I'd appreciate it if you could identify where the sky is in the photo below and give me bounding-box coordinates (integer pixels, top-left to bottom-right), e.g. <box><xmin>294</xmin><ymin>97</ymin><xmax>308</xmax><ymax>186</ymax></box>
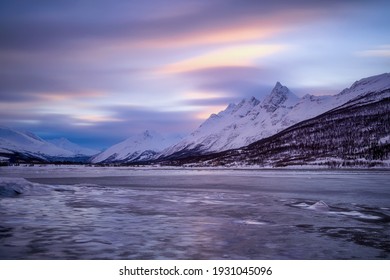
<box><xmin>0</xmin><ymin>0</ymin><xmax>389</xmax><ymax>150</ymax></box>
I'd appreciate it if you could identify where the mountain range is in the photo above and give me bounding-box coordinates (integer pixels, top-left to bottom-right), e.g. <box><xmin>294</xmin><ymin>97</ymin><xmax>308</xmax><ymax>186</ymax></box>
<box><xmin>1</xmin><ymin>73</ymin><xmax>389</xmax><ymax>167</ymax></box>
<box><xmin>159</xmin><ymin>80</ymin><xmax>390</xmax><ymax>167</ymax></box>
<box><xmin>158</xmin><ymin>73</ymin><xmax>390</xmax><ymax>161</ymax></box>
<box><xmin>0</xmin><ymin>127</ymin><xmax>99</xmax><ymax>163</ymax></box>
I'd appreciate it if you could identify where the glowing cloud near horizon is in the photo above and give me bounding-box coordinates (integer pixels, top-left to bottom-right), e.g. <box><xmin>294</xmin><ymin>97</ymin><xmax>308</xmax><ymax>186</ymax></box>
<box><xmin>159</xmin><ymin>44</ymin><xmax>287</xmax><ymax>74</ymax></box>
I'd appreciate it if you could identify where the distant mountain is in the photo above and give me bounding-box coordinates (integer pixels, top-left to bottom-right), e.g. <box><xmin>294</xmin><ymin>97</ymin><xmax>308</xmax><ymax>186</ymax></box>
<box><xmin>91</xmin><ymin>130</ymin><xmax>183</xmax><ymax>164</ymax></box>
<box><xmin>160</xmin><ymin>73</ymin><xmax>390</xmax><ymax>160</ymax></box>
<box><xmin>47</xmin><ymin>137</ymin><xmax>99</xmax><ymax>156</ymax></box>
<box><xmin>0</xmin><ymin>127</ymin><xmax>98</xmax><ymax>163</ymax></box>
<box><xmin>0</xmin><ymin>127</ymin><xmax>72</xmax><ymax>163</ymax></box>
<box><xmin>159</xmin><ymin>75</ymin><xmax>390</xmax><ymax>168</ymax></box>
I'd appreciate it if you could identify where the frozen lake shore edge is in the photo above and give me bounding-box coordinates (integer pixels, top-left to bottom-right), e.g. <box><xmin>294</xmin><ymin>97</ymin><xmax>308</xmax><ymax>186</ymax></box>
<box><xmin>1</xmin><ymin>164</ymin><xmax>390</xmax><ymax>180</ymax></box>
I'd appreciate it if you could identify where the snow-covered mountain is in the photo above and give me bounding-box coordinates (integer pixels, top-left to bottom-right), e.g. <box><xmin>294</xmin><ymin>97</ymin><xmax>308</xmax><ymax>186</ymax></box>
<box><xmin>166</xmin><ymin>79</ymin><xmax>390</xmax><ymax>167</ymax></box>
<box><xmin>160</xmin><ymin>73</ymin><xmax>390</xmax><ymax>159</ymax></box>
<box><xmin>0</xmin><ymin>127</ymin><xmax>74</xmax><ymax>162</ymax></box>
<box><xmin>91</xmin><ymin>130</ymin><xmax>182</xmax><ymax>163</ymax></box>
<box><xmin>47</xmin><ymin>137</ymin><xmax>99</xmax><ymax>156</ymax></box>
<box><xmin>0</xmin><ymin>127</ymin><xmax>98</xmax><ymax>163</ymax></box>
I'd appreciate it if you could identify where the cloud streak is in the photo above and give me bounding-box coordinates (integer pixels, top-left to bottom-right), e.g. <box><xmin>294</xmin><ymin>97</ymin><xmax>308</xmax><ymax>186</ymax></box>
<box><xmin>4</xmin><ymin>0</ymin><xmax>372</xmax><ymax>58</ymax></box>
<box><xmin>0</xmin><ymin>0</ymin><xmax>389</xmax><ymax>148</ymax></box>
<box><xmin>159</xmin><ymin>45</ymin><xmax>287</xmax><ymax>74</ymax></box>
<box><xmin>356</xmin><ymin>45</ymin><xmax>390</xmax><ymax>57</ymax></box>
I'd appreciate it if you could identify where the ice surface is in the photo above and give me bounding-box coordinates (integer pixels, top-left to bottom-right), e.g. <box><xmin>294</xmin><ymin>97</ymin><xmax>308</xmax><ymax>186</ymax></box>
<box><xmin>0</xmin><ymin>166</ymin><xmax>389</xmax><ymax>259</ymax></box>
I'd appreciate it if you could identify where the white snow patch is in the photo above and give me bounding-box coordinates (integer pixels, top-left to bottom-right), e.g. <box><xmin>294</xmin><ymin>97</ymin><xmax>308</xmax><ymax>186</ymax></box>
<box><xmin>307</xmin><ymin>201</ymin><xmax>330</xmax><ymax>211</ymax></box>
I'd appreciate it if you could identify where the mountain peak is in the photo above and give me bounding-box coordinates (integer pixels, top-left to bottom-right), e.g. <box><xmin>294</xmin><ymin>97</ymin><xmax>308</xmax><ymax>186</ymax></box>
<box><xmin>271</xmin><ymin>81</ymin><xmax>289</xmax><ymax>94</ymax></box>
<box><xmin>262</xmin><ymin>82</ymin><xmax>298</xmax><ymax>111</ymax></box>
<box><xmin>143</xmin><ymin>130</ymin><xmax>152</xmax><ymax>138</ymax></box>
<box><xmin>275</xmin><ymin>81</ymin><xmax>283</xmax><ymax>88</ymax></box>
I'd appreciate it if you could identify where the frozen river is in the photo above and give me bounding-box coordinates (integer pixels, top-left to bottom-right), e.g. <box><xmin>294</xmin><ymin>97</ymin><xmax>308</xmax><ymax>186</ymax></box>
<box><xmin>1</xmin><ymin>166</ymin><xmax>389</xmax><ymax>259</ymax></box>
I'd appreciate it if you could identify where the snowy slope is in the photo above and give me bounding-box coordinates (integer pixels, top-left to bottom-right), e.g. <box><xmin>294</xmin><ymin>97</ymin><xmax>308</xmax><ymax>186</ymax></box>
<box><xmin>91</xmin><ymin>130</ymin><xmax>182</xmax><ymax>163</ymax></box>
<box><xmin>0</xmin><ymin>127</ymin><xmax>75</xmax><ymax>160</ymax></box>
<box><xmin>48</xmin><ymin>138</ymin><xmax>99</xmax><ymax>156</ymax></box>
<box><xmin>287</xmin><ymin>73</ymin><xmax>390</xmax><ymax>123</ymax></box>
<box><xmin>161</xmin><ymin>73</ymin><xmax>390</xmax><ymax>158</ymax></box>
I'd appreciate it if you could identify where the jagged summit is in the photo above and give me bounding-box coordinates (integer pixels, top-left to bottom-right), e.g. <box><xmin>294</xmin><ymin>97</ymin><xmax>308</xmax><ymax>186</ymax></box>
<box><xmin>159</xmin><ymin>81</ymin><xmax>302</xmax><ymax>157</ymax></box>
<box><xmin>262</xmin><ymin>82</ymin><xmax>299</xmax><ymax>111</ymax></box>
<box><xmin>271</xmin><ymin>81</ymin><xmax>287</xmax><ymax>95</ymax></box>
